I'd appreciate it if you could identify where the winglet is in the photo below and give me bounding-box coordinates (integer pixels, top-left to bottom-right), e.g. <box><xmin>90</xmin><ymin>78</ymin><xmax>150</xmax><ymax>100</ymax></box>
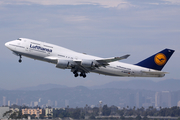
<box><xmin>116</xmin><ymin>54</ymin><xmax>130</xmax><ymax>60</ymax></box>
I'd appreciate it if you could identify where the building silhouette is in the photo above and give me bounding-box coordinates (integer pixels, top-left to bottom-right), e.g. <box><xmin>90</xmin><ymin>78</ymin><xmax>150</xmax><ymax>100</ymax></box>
<box><xmin>155</xmin><ymin>91</ymin><xmax>171</xmax><ymax>108</ymax></box>
<box><xmin>3</xmin><ymin>97</ymin><xmax>6</xmax><ymax>106</ymax></box>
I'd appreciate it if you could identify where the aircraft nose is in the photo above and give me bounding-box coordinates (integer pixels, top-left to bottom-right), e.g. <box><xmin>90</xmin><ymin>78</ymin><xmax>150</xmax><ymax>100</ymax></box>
<box><xmin>5</xmin><ymin>42</ymin><xmax>9</xmax><ymax>47</ymax></box>
<box><xmin>5</xmin><ymin>42</ymin><xmax>11</xmax><ymax>49</ymax></box>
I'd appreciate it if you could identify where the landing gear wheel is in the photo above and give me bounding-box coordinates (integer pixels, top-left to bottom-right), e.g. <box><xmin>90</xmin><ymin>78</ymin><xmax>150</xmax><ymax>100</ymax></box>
<box><xmin>74</xmin><ymin>72</ymin><xmax>78</xmax><ymax>77</ymax></box>
<box><xmin>83</xmin><ymin>74</ymin><xmax>86</xmax><ymax>78</ymax></box>
<box><xmin>19</xmin><ymin>59</ymin><xmax>22</xmax><ymax>63</ymax></box>
<box><xmin>80</xmin><ymin>72</ymin><xmax>86</xmax><ymax>78</ymax></box>
<box><xmin>80</xmin><ymin>73</ymin><xmax>83</xmax><ymax>77</ymax></box>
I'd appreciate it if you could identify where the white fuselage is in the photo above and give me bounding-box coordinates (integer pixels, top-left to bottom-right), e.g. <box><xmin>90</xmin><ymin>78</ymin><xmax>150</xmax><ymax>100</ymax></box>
<box><xmin>5</xmin><ymin>38</ymin><xmax>165</xmax><ymax>77</ymax></box>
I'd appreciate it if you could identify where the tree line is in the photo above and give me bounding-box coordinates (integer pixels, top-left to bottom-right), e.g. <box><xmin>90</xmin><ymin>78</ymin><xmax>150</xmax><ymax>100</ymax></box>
<box><xmin>3</xmin><ymin>105</ymin><xmax>180</xmax><ymax>119</ymax></box>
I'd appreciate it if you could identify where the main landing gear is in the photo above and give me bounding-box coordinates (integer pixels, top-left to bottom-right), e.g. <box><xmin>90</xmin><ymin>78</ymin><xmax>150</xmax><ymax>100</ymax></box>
<box><xmin>80</xmin><ymin>72</ymin><xmax>86</xmax><ymax>78</ymax></box>
<box><xmin>74</xmin><ymin>71</ymin><xmax>78</xmax><ymax>77</ymax></box>
<box><xmin>19</xmin><ymin>55</ymin><xmax>22</xmax><ymax>63</ymax></box>
<box><xmin>73</xmin><ymin>71</ymin><xmax>86</xmax><ymax>78</ymax></box>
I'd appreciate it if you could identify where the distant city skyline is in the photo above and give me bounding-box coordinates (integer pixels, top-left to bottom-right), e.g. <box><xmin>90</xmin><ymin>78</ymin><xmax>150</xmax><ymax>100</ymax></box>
<box><xmin>1</xmin><ymin>85</ymin><xmax>180</xmax><ymax>108</ymax></box>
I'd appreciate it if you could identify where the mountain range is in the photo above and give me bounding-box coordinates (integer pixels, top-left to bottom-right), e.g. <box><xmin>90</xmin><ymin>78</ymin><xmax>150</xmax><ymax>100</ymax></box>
<box><xmin>16</xmin><ymin>79</ymin><xmax>180</xmax><ymax>91</ymax></box>
<box><xmin>16</xmin><ymin>83</ymin><xmax>67</xmax><ymax>91</ymax></box>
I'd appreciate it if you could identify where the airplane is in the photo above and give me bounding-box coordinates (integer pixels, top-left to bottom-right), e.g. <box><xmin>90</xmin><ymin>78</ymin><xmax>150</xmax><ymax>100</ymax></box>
<box><xmin>5</xmin><ymin>38</ymin><xmax>174</xmax><ymax>78</ymax></box>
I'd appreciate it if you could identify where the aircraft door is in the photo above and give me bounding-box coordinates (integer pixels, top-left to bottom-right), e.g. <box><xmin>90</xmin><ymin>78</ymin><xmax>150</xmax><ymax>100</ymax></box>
<box><xmin>15</xmin><ymin>40</ymin><xmax>22</xmax><ymax>51</ymax></box>
<box><xmin>25</xmin><ymin>45</ymin><xmax>29</xmax><ymax>52</ymax></box>
<box><xmin>46</xmin><ymin>46</ymin><xmax>50</xmax><ymax>56</ymax></box>
<box><xmin>15</xmin><ymin>40</ymin><xmax>22</xmax><ymax>50</ymax></box>
<box><xmin>23</xmin><ymin>39</ymin><xmax>29</xmax><ymax>52</ymax></box>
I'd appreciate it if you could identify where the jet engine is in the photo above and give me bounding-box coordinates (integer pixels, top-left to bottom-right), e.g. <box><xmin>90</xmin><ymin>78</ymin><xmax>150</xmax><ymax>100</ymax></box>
<box><xmin>81</xmin><ymin>60</ymin><xmax>98</xmax><ymax>67</ymax></box>
<box><xmin>56</xmin><ymin>59</ymin><xmax>75</xmax><ymax>69</ymax></box>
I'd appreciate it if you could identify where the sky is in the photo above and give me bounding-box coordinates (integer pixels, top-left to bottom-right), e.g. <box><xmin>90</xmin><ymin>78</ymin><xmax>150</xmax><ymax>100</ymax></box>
<box><xmin>1</xmin><ymin>0</ymin><xmax>180</xmax><ymax>90</ymax></box>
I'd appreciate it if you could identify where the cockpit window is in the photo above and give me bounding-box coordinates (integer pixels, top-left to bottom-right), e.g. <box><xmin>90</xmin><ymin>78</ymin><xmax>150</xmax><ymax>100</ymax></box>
<box><xmin>17</xmin><ymin>38</ymin><xmax>22</xmax><ymax>41</ymax></box>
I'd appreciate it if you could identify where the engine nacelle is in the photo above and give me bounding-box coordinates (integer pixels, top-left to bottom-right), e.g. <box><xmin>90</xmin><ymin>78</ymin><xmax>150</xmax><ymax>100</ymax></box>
<box><xmin>81</xmin><ymin>60</ymin><xmax>98</xmax><ymax>67</ymax></box>
<box><xmin>56</xmin><ymin>59</ymin><xmax>75</xmax><ymax>69</ymax></box>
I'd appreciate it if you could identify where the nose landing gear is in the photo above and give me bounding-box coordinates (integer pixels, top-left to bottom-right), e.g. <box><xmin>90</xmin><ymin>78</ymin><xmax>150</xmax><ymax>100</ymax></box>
<box><xmin>19</xmin><ymin>55</ymin><xmax>22</xmax><ymax>63</ymax></box>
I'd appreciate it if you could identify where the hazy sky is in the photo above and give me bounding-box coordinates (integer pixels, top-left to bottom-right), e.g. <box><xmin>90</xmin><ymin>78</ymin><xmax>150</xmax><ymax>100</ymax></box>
<box><xmin>1</xmin><ymin>0</ymin><xmax>180</xmax><ymax>90</ymax></box>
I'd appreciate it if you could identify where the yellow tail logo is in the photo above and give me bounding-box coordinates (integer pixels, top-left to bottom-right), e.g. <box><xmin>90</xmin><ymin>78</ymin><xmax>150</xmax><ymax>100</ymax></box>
<box><xmin>154</xmin><ymin>53</ymin><xmax>167</xmax><ymax>66</ymax></box>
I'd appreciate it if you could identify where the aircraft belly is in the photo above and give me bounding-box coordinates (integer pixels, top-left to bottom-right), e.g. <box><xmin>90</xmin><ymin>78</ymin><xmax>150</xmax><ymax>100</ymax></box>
<box><xmin>92</xmin><ymin>69</ymin><xmax>122</xmax><ymax>76</ymax></box>
<box><xmin>92</xmin><ymin>67</ymin><xmax>126</xmax><ymax>76</ymax></box>
<box><xmin>132</xmin><ymin>70</ymin><xmax>164</xmax><ymax>77</ymax></box>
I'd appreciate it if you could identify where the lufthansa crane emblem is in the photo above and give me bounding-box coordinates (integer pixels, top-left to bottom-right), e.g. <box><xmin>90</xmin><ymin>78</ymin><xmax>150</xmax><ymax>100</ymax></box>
<box><xmin>154</xmin><ymin>53</ymin><xmax>167</xmax><ymax>66</ymax></box>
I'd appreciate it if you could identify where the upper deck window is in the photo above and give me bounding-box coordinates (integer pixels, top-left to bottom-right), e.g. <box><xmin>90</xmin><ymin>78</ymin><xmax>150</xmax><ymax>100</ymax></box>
<box><xmin>17</xmin><ymin>38</ymin><xmax>22</xmax><ymax>41</ymax></box>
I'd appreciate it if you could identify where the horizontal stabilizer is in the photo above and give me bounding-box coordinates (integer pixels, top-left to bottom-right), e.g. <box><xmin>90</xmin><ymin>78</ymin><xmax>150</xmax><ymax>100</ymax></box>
<box><xmin>141</xmin><ymin>71</ymin><xmax>168</xmax><ymax>74</ymax></box>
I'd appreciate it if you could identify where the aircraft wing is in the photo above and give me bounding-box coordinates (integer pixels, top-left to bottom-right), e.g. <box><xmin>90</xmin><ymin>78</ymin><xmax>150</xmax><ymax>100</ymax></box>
<box><xmin>45</xmin><ymin>54</ymin><xmax>130</xmax><ymax>73</ymax></box>
<box><xmin>96</xmin><ymin>54</ymin><xmax>130</xmax><ymax>66</ymax></box>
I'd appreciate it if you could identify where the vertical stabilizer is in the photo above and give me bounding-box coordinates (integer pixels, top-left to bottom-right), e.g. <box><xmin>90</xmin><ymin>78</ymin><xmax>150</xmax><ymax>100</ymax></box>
<box><xmin>135</xmin><ymin>48</ymin><xmax>175</xmax><ymax>71</ymax></box>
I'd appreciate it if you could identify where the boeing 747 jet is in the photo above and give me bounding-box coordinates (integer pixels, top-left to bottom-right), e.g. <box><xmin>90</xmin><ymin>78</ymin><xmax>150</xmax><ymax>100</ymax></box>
<box><xmin>5</xmin><ymin>38</ymin><xmax>174</xmax><ymax>78</ymax></box>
